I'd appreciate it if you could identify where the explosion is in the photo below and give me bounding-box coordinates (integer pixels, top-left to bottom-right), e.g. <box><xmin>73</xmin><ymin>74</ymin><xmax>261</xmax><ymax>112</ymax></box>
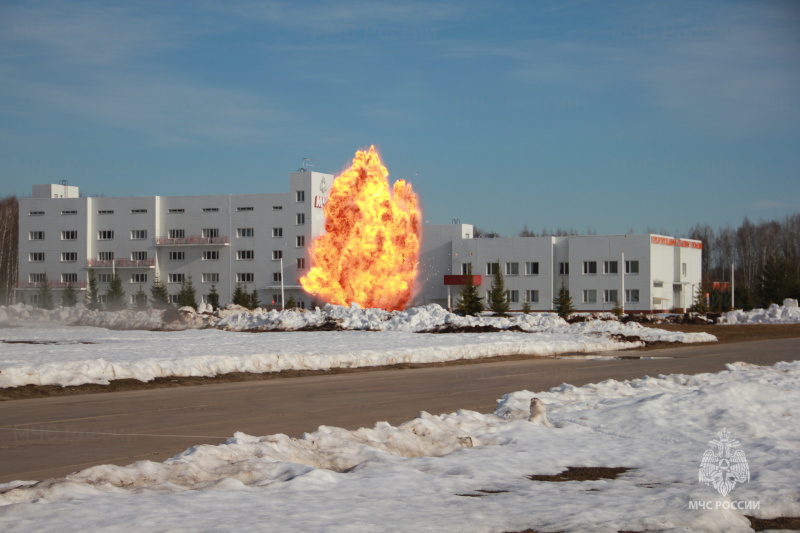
<box><xmin>300</xmin><ymin>146</ymin><xmax>421</xmax><ymax>311</ymax></box>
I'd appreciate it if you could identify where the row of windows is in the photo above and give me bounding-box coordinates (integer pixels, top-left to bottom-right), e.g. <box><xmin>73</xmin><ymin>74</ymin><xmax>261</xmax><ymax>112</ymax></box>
<box><xmin>30</xmin><ymin>226</ymin><xmax>309</xmax><ymax>242</ymax></box>
<box><xmin>464</xmin><ymin>260</ymin><xmax>641</xmax><ymax>277</ymax></box>
<box><xmin>581</xmin><ymin>289</ymin><xmax>640</xmax><ymax>304</ymax></box>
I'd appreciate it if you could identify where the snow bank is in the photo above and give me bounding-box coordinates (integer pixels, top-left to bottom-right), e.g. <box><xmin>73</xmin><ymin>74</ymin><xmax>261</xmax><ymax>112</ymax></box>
<box><xmin>719</xmin><ymin>298</ymin><xmax>800</xmax><ymax>324</ymax></box>
<box><xmin>1</xmin><ymin>361</ymin><xmax>797</xmax><ymax>532</ymax></box>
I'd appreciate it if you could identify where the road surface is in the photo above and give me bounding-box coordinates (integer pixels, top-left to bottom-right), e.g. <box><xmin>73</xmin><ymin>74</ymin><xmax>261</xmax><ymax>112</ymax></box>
<box><xmin>1</xmin><ymin>337</ymin><xmax>798</xmax><ymax>483</ymax></box>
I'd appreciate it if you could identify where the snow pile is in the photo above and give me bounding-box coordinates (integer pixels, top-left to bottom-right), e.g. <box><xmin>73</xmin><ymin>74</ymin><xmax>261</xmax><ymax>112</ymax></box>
<box><xmin>2</xmin><ymin>361</ymin><xmax>798</xmax><ymax>532</ymax></box>
<box><xmin>719</xmin><ymin>298</ymin><xmax>800</xmax><ymax>324</ymax></box>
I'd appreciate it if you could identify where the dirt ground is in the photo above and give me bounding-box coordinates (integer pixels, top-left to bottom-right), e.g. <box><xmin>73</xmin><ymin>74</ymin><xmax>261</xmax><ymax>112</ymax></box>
<box><xmin>2</xmin><ymin>323</ymin><xmax>799</xmax><ymax>402</ymax></box>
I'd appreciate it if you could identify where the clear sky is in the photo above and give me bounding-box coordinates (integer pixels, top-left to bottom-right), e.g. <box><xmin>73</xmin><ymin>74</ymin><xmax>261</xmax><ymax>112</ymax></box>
<box><xmin>2</xmin><ymin>0</ymin><xmax>799</xmax><ymax>238</ymax></box>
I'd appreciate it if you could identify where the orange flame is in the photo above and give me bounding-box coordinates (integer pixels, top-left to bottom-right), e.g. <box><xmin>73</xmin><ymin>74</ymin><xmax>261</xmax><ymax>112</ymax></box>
<box><xmin>300</xmin><ymin>146</ymin><xmax>421</xmax><ymax>311</ymax></box>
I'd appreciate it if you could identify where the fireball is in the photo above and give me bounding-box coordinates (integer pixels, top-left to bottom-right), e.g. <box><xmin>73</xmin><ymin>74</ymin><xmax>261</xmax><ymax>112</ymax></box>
<box><xmin>300</xmin><ymin>146</ymin><xmax>421</xmax><ymax>311</ymax></box>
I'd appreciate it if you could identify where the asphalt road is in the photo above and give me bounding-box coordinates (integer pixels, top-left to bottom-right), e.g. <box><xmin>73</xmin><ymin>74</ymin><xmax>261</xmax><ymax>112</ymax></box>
<box><xmin>1</xmin><ymin>337</ymin><xmax>798</xmax><ymax>484</ymax></box>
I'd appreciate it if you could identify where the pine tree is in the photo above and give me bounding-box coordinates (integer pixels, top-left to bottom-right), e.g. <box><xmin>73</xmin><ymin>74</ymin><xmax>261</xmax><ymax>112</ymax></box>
<box><xmin>690</xmin><ymin>285</ymin><xmax>708</xmax><ymax>314</ymax></box>
<box><xmin>232</xmin><ymin>283</ymin><xmax>250</xmax><ymax>307</ymax></box>
<box><xmin>611</xmin><ymin>298</ymin><xmax>624</xmax><ymax>317</ymax></box>
<box><xmin>521</xmin><ymin>298</ymin><xmax>531</xmax><ymax>314</ymax></box>
<box><xmin>552</xmin><ymin>282</ymin><xmax>575</xmax><ymax>319</ymax></box>
<box><xmin>207</xmin><ymin>284</ymin><xmax>220</xmax><ymax>309</ymax></box>
<box><xmin>177</xmin><ymin>274</ymin><xmax>198</xmax><ymax>310</ymax></box>
<box><xmin>61</xmin><ymin>282</ymin><xmax>78</xmax><ymax>307</ymax></box>
<box><xmin>150</xmin><ymin>275</ymin><xmax>170</xmax><ymax>309</ymax></box>
<box><xmin>455</xmin><ymin>264</ymin><xmax>484</xmax><ymax>316</ymax></box>
<box><xmin>487</xmin><ymin>263</ymin><xmax>509</xmax><ymax>316</ymax></box>
<box><xmin>134</xmin><ymin>285</ymin><xmax>148</xmax><ymax>310</ymax></box>
<box><xmin>86</xmin><ymin>269</ymin><xmax>100</xmax><ymax>310</ymax></box>
<box><xmin>250</xmin><ymin>288</ymin><xmax>260</xmax><ymax>309</ymax></box>
<box><xmin>758</xmin><ymin>253</ymin><xmax>792</xmax><ymax>307</ymax></box>
<box><xmin>38</xmin><ymin>272</ymin><xmax>54</xmax><ymax>310</ymax></box>
<box><xmin>106</xmin><ymin>271</ymin><xmax>126</xmax><ymax>310</ymax></box>
<box><xmin>285</xmin><ymin>294</ymin><xmax>297</xmax><ymax>309</ymax></box>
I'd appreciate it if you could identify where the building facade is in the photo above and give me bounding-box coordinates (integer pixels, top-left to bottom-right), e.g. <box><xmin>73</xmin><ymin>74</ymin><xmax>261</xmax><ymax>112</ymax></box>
<box><xmin>413</xmin><ymin>225</ymin><xmax>702</xmax><ymax>313</ymax></box>
<box><xmin>17</xmin><ymin>172</ymin><xmax>333</xmax><ymax>309</ymax></box>
<box><xmin>17</xmin><ymin>178</ymin><xmax>702</xmax><ymax>313</ymax></box>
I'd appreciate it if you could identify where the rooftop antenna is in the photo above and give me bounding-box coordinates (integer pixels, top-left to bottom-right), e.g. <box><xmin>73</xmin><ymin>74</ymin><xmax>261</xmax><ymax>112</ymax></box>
<box><xmin>298</xmin><ymin>157</ymin><xmax>314</xmax><ymax>172</ymax></box>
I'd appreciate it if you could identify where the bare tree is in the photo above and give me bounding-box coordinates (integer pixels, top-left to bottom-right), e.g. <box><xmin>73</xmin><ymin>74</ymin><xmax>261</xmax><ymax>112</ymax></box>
<box><xmin>0</xmin><ymin>196</ymin><xmax>19</xmax><ymax>305</ymax></box>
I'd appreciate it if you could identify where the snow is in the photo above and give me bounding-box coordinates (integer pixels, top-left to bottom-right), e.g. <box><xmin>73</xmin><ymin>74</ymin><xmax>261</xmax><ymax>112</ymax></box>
<box><xmin>0</xmin><ymin>303</ymin><xmax>716</xmax><ymax>388</ymax></box>
<box><xmin>719</xmin><ymin>298</ymin><xmax>800</xmax><ymax>324</ymax></box>
<box><xmin>1</xmin><ymin>361</ymin><xmax>798</xmax><ymax>532</ymax></box>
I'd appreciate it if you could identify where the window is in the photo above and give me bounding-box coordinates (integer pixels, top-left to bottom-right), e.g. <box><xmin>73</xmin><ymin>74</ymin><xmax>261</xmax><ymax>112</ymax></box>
<box><xmin>98</xmin><ymin>230</ymin><xmax>114</xmax><ymax>240</ymax></box>
<box><xmin>98</xmin><ymin>251</ymin><xmax>114</xmax><ymax>261</ymax></box>
<box><xmin>237</xmin><ymin>273</ymin><xmax>254</xmax><ymax>283</ymax></box>
<box><xmin>29</xmin><ymin>211</ymin><xmax>44</xmax><ymax>216</ymax></box>
<box><xmin>168</xmin><ymin>229</ymin><xmax>185</xmax><ymax>239</ymax></box>
<box><xmin>169</xmin><ymin>251</ymin><xmax>185</xmax><ymax>261</ymax></box>
<box><xmin>461</xmin><ymin>263</ymin><xmax>473</xmax><ymax>275</ymax></box>
<box><xmin>526</xmin><ymin>262</ymin><xmax>539</xmax><ymax>275</ymax></box>
<box><xmin>29</xmin><ymin>273</ymin><xmax>46</xmax><ymax>283</ymax></box>
<box><xmin>29</xmin><ymin>231</ymin><xmax>45</xmax><ymax>241</ymax></box>
<box><xmin>237</xmin><ymin>228</ymin><xmax>254</xmax><ymax>238</ymax></box>
<box><xmin>272</xmin><ymin>250</ymin><xmax>282</xmax><ymax>260</ymax></box>
<box><xmin>297</xmin><ymin>257</ymin><xmax>305</xmax><ymax>269</ymax></box>
<box><xmin>526</xmin><ymin>290</ymin><xmax>539</xmax><ymax>303</ymax></box>
<box><xmin>296</xmin><ymin>190</ymin><xmax>305</xmax><ymax>202</ymax></box>
<box><xmin>272</xmin><ymin>205</ymin><xmax>283</xmax><ymax>211</ymax></box>
<box><xmin>131</xmin><ymin>230</ymin><xmax>147</xmax><ymax>240</ymax></box>
<box><xmin>506</xmin><ymin>290</ymin><xmax>519</xmax><ymax>303</ymax></box>
<box><xmin>625</xmin><ymin>289</ymin><xmax>640</xmax><ymax>303</ymax></box>
<box><xmin>296</xmin><ymin>235</ymin><xmax>305</xmax><ymax>247</ymax></box>
<box><xmin>97</xmin><ymin>210</ymin><xmax>114</xmax><ymax>215</ymax></box>
<box><xmin>131</xmin><ymin>208</ymin><xmax>148</xmax><ymax>214</ymax></box>
<box><xmin>559</xmin><ymin>262</ymin><xmax>569</xmax><ymax>275</ymax></box>
<box><xmin>583</xmin><ymin>290</ymin><xmax>597</xmax><ymax>303</ymax></box>
<box><xmin>202</xmin><ymin>228</ymin><xmax>219</xmax><ymax>238</ymax></box>
<box><xmin>273</xmin><ymin>272</ymin><xmax>282</xmax><ymax>282</ymax></box>
<box><xmin>203</xmin><ymin>207</ymin><xmax>219</xmax><ymax>212</ymax></box>
<box><xmin>272</xmin><ymin>227</ymin><xmax>283</xmax><ymax>238</ymax></box>
<box><xmin>505</xmin><ymin>262</ymin><xmax>519</xmax><ymax>276</ymax></box>
<box><xmin>29</xmin><ymin>294</ymin><xmax>40</xmax><ymax>305</ymax></box>
<box><xmin>625</xmin><ymin>260</ymin><xmax>639</xmax><ymax>274</ymax></box>
<box><xmin>604</xmin><ymin>261</ymin><xmax>618</xmax><ymax>274</ymax></box>
<box><xmin>272</xmin><ymin>294</ymin><xmax>283</xmax><ymax>304</ymax></box>
<box><xmin>61</xmin><ymin>210</ymin><xmax>77</xmax><ymax>215</ymax></box>
<box><xmin>202</xmin><ymin>273</ymin><xmax>219</xmax><ymax>283</ymax></box>
<box><xmin>168</xmin><ymin>208</ymin><xmax>185</xmax><ymax>214</ymax></box>
<box><xmin>98</xmin><ymin>294</ymin><xmax>108</xmax><ymax>305</ymax></box>
<box><xmin>61</xmin><ymin>230</ymin><xmax>78</xmax><ymax>240</ymax></box>
<box><xmin>682</xmin><ymin>262</ymin><xmax>687</xmax><ymax>276</ymax></box>
<box><xmin>29</xmin><ymin>252</ymin><xmax>45</xmax><ymax>262</ymax></box>
<box><xmin>98</xmin><ymin>273</ymin><xmax>113</xmax><ymax>283</ymax></box>
<box><xmin>653</xmin><ymin>280</ymin><xmax>663</xmax><ymax>288</ymax></box>
<box><xmin>61</xmin><ymin>252</ymin><xmax>77</xmax><ymax>262</ymax></box>
<box><xmin>168</xmin><ymin>273</ymin><xmax>184</xmax><ymax>283</ymax></box>
<box><xmin>603</xmin><ymin>289</ymin><xmax>619</xmax><ymax>303</ymax></box>
<box><xmin>202</xmin><ymin>250</ymin><xmax>219</xmax><ymax>261</ymax></box>
<box><xmin>131</xmin><ymin>273</ymin><xmax>148</xmax><ymax>283</ymax></box>
<box><xmin>131</xmin><ymin>251</ymin><xmax>148</xmax><ymax>261</ymax></box>
<box><xmin>61</xmin><ymin>273</ymin><xmax>78</xmax><ymax>283</ymax></box>
<box><xmin>237</xmin><ymin>250</ymin><xmax>255</xmax><ymax>260</ymax></box>
<box><xmin>237</xmin><ymin>206</ymin><xmax>254</xmax><ymax>212</ymax></box>
<box><xmin>295</xmin><ymin>213</ymin><xmax>305</xmax><ymax>225</ymax></box>
<box><xmin>486</xmin><ymin>263</ymin><xmax>499</xmax><ymax>275</ymax></box>
<box><xmin>168</xmin><ymin>294</ymin><xmax>180</xmax><ymax>304</ymax></box>
<box><xmin>583</xmin><ymin>261</ymin><xmax>597</xmax><ymax>275</ymax></box>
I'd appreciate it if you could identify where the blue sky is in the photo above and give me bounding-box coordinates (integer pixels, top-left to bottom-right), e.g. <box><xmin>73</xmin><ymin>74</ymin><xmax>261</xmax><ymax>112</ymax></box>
<box><xmin>1</xmin><ymin>0</ymin><xmax>799</xmax><ymax>237</ymax></box>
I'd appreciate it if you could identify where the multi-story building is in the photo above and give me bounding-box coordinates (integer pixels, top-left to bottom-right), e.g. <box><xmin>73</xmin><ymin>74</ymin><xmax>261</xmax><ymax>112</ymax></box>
<box><xmin>414</xmin><ymin>224</ymin><xmax>702</xmax><ymax>313</ymax></box>
<box><xmin>17</xmin><ymin>177</ymin><xmax>702</xmax><ymax>313</ymax></box>
<box><xmin>17</xmin><ymin>172</ymin><xmax>333</xmax><ymax>308</ymax></box>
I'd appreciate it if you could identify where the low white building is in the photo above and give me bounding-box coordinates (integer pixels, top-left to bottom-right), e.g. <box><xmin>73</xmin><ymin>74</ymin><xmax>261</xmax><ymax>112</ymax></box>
<box><xmin>17</xmin><ymin>178</ymin><xmax>702</xmax><ymax>313</ymax></box>
<box><xmin>414</xmin><ymin>225</ymin><xmax>702</xmax><ymax>313</ymax></box>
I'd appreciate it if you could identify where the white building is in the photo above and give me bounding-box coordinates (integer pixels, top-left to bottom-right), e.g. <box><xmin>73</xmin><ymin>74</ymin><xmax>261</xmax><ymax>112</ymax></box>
<box><xmin>414</xmin><ymin>225</ymin><xmax>702</xmax><ymax>313</ymax></box>
<box><xmin>17</xmin><ymin>172</ymin><xmax>333</xmax><ymax>308</ymax></box>
<box><xmin>17</xmin><ymin>178</ymin><xmax>702</xmax><ymax>313</ymax></box>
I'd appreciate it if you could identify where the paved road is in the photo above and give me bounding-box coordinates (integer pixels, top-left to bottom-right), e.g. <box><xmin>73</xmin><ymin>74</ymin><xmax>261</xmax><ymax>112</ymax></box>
<box><xmin>1</xmin><ymin>337</ymin><xmax>798</xmax><ymax>483</ymax></box>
